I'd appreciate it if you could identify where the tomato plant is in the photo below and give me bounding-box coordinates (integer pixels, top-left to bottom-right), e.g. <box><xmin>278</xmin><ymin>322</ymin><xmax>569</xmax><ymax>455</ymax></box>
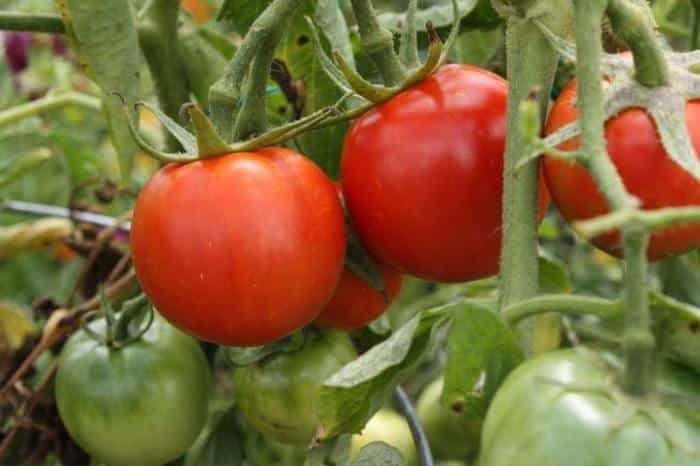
<box><xmin>544</xmin><ymin>79</ymin><xmax>700</xmax><ymax>260</ymax></box>
<box><xmin>479</xmin><ymin>349</ymin><xmax>700</xmax><ymax>466</ymax></box>
<box><xmin>56</xmin><ymin>315</ymin><xmax>210</xmax><ymax>466</ymax></box>
<box><xmin>341</xmin><ymin>64</ymin><xmax>549</xmax><ymax>283</ymax></box>
<box><xmin>131</xmin><ymin>148</ymin><xmax>346</xmax><ymax>346</ymax></box>
<box><xmin>233</xmin><ymin>330</ymin><xmax>356</xmax><ymax>445</ymax></box>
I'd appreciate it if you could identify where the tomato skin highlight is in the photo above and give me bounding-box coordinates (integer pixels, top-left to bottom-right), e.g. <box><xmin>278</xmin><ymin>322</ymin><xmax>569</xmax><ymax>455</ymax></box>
<box><xmin>56</xmin><ymin>316</ymin><xmax>210</xmax><ymax>466</ymax></box>
<box><xmin>315</xmin><ymin>263</ymin><xmax>403</xmax><ymax>330</ymax></box>
<box><xmin>341</xmin><ymin>64</ymin><xmax>549</xmax><ymax>283</ymax></box>
<box><xmin>131</xmin><ymin>148</ymin><xmax>346</xmax><ymax>346</ymax></box>
<box><xmin>233</xmin><ymin>330</ymin><xmax>356</xmax><ymax>445</ymax></box>
<box><xmin>479</xmin><ymin>349</ymin><xmax>700</xmax><ymax>466</ymax></box>
<box><xmin>544</xmin><ymin>80</ymin><xmax>700</xmax><ymax>260</ymax></box>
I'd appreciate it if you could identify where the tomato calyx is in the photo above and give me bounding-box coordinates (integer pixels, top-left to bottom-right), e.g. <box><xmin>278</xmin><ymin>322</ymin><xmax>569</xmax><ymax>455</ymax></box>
<box><xmin>80</xmin><ymin>292</ymin><xmax>153</xmax><ymax>349</ymax></box>
<box><xmin>306</xmin><ymin>0</ymin><xmax>459</xmax><ymax>108</ymax></box>
<box><xmin>112</xmin><ymin>93</ymin><xmax>348</xmax><ymax>164</ymax></box>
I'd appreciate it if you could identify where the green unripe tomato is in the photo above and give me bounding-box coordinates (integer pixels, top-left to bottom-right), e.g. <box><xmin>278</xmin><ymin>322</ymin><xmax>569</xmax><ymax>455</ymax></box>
<box><xmin>351</xmin><ymin>409</ymin><xmax>418</xmax><ymax>466</ymax></box>
<box><xmin>56</xmin><ymin>315</ymin><xmax>210</xmax><ymax>466</ymax></box>
<box><xmin>416</xmin><ymin>377</ymin><xmax>481</xmax><ymax>461</ymax></box>
<box><xmin>479</xmin><ymin>349</ymin><xmax>700</xmax><ymax>466</ymax></box>
<box><xmin>233</xmin><ymin>330</ymin><xmax>356</xmax><ymax>445</ymax></box>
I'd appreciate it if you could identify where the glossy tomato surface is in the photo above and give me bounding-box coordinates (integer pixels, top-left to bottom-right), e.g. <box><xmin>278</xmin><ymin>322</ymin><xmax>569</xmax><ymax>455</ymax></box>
<box><xmin>56</xmin><ymin>316</ymin><xmax>210</xmax><ymax>466</ymax></box>
<box><xmin>233</xmin><ymin>330</ymin><xmax>356</xmax><ymax>445</ymax></box>
<box><xmin>341</xmin><ymin>64</ymin><xmax>548</xmax><ymax>282</ymax></box>
<box><xmin>315</xmin><ymin>263</ymin><xmax>403</xmax><ymax>330</ymax></box>
<box><xmin>544</xmin><ymin>80</ymin><xmax>700</xmax><ymax>260</ymax></box>
<box><xmin>131</xmin><ymin>147</ymin><xmax>346</xmax><ymax>346</ymax></box>
<box><xmin>479</xmin><ymin>349</ymin><xmax>700</xmax><ymax>466</ymax></box>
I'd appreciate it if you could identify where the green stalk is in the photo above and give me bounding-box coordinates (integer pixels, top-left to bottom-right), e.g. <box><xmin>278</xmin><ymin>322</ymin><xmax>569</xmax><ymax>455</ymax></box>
<box><xmin>621</xmin><ymin>232</ymin><xmax>655</xmax><ymax>395</ymax></box>
<box><xmin>0</xmin><ymin>93</ymin><xmax>101</xmax><ymax>130</ymax></box>
<box><xmin>498</xmin><ymin>6</ymin><xmax>567</xmax><ymax>349</ymax></box>
<box><xmin>232</xmin><ymin>28</ymin><xmax>283</xmax><ymax>140</ymax></box>
<box><xmin>574</xmin><ymin>0</ymin><xmax>655</xmax><ymax>396</ymax></box>
<box><xmin>607</xmin><ymin>0</ymin><xmax>669</xmax><ymax>87</ymax></box>
<box><xmin>350</xmin><ymin>0</ymin><xmax>406</xmax><ymax>86</ymax></box>
<box><xmin>138</xmin><ymin>0</ymin><xmax>189</xmax><ymax>151</ymax></box>
<box><xmin>502</xmin><ymin>294</ymin><xmax>624</xmax><ymax>327</ymax></box>
<box><xmin>209</xmin><ymin>0</ymin><xmax>304</xmax><ymax>141</ymax></box>
<box><xmin>0</xmin><ymin>12</ymin><xmax>65</xmax><ymax>33</ymax></box>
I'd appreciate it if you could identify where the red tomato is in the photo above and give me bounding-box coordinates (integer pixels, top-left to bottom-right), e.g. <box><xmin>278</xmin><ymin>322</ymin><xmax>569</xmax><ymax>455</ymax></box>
<box><xmin>544</xmin><ymin>80</ymin><xmax>700</xmax><ymax>260</ymax></box>
<box><xmin>315</xmin><ymin>263</ymin><xmax>403</xmax><ymax>330</ymax></box>
<box><xmin>341</xmin><ymin>64</ymin><xmax>549</xmax><ymax>282</ymax></box>
<box><xmin>131</xmin><ymin>148</ymin><xmax>346</xmax><ymax>346</ymax></box>
<box><xmin>182</xmin><ymin>0</ymin><xmax>212</xmax><ymax>22</ymax></box>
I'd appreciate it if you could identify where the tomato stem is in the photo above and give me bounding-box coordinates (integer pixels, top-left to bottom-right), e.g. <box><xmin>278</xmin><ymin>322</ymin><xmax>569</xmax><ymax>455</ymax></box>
<box><xmin>573</xmin><ymin>0</ymin><xmax>656</xmax><ymax>396</ymax></box>
<box><xmin>0</xmin><ymin>93</ymin><xmax>101</xmax><ymax>129</ymax></box>
<box><xmin>398</xmin><ymin>0</ymin><xmax>419</xmax><ymax>70</ymax></box>
<box><xmin>137</xmin><ymin>0</ymin><xmax>190</xmax><ymax>151</ymax></box>
<box><xmin>502</xmin><ymin>294</ymin><xmax>624</xmax><ymax>327</ymax></box>
<box><xmin>574</xmin><ymin>206</ymin><xmax>700</xmax><ymax>239</ymax></box>
<box><xmin>209</xmin><ymin>0</ymin><xmax>304</xmax><ymax>141</ymax></box>
<box><xmin>231</xmin><ymin>27</ymin><xmax>283</xmax><ymax>141</ymax></box>
<box><xmin>349</xmin><ymin>0</ymin><xmax>407</xmax><ymax>86</ymax></box>
<box><xmin>621</xmin><ymin>232</ymin><xmax>656</xmax><ymax>395</ymax></box>
<box><xmin>498</xmin><ymin>3</ymin><xmax>570</xmax><ymax>349</ymax></box>
<box><xmin>607</xmin><ymin>0</ymin><xmax>670</xmax><ymax>88</ymax></box>
<box><xmin>0</xmin><ymin>11</ymin><xmax>65</xmax><ymax>34</ymax></box>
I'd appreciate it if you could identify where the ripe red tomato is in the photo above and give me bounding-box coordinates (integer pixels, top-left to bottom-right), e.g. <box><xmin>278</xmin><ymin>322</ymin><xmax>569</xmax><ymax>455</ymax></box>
<box><xmin>315</xmin><ymin>263</ymin><xmax>403</xmax><ymax>330</ymax></box>
<box><xmin>182</xmin><ymin>0</ymin><xmax>212</xmax><ymax>22</ymax></box>
<box><xmin>131</xmin><ymin>147</ymin><xmax>346</xmax><ymax>346</ymax></box>
<box><xmin>544</xmin><ymin>80</ymin><xmax>700</xmax><ymax>260</ymax></box>
<box><xmin>341</xmin><ymin>64</ymin><xmax>549</xmax><ymax>282</ymax></box>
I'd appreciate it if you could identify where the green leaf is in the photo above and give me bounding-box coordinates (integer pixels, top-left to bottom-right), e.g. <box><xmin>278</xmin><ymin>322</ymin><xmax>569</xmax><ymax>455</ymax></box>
<box><xmin>0</xmin><ymin>150</ymin><xmax>52</xmax><ymax>190</ymax></box>
<box><xmin>315</xmin><ymin>0</ymin><xmax>355</xmax><ymax>67</ymax></box>
<box><xmin>318</xmin><ymin>303</ymin><xmax>456</xmax><ymax>437</ymax></box>
<box><xmin>55</xmin><ymin>0</ymin><xmax>141</xmax><ymax>181</ymax></box>
<box><xmin>377</xmin><ymin>0</ymin><xmax>478</xmax><ymax>32</ymax></box>
<box><xmin>451</xmin><ymin>27</ymin><xmax>502</xmax><ymax>67</ymax></box>
<box><xmin>442</xmin><ymin>300</ymin><xmax>524</xmax><ymax>420</ymax></box>
<box><xmin>218</xmin><ymin>0</ymin><xmax>270</xmax><ymax>33</ymax></box>
<box><xmin>346</xmin><ymin>442</ymin><xmax>406</xmax><ymax>466</ymax></box>
<box><xmin>538</xmin><ymin>251</ymin><xmax>572</xmax><ymax>294</ymax></box>
<box><xmin>177</xmin><ymin>24</ymin><xmax>232</xmax><ymax>107</ymax></box>
<box><xmin>278</xmin><ymin>1</ymin><xmax>350</xmax><ymax>177</ymax></box>
<box><xmin>658</xmin><ymin>254</ymin><xmax>700</xmax><ymax>307</ymax></box>
<box><xmin>50</xmin><ymin>129</ymin><xmax>100</xmax><ymax>184</ymax></box>
<box><xmin>304</xmin><ymin>435</ymin><xmax>352</xmax><ymax>466</ymax></box>
<box><xmin>226</xmin><ymin>331</ymin><xmax>304</xmax><ymax>366</ymax></box>
<box><xmin>346</xmin><ymin>230</ymin><xmax>386</xmax><ymax>296</ymax></box>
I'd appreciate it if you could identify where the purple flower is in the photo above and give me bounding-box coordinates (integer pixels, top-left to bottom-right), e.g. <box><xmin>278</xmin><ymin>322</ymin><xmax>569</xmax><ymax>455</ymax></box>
<box><xmin>4</xmin><ymin>32</ymin><xmax>32</xmax><ymax>73</ymax></box>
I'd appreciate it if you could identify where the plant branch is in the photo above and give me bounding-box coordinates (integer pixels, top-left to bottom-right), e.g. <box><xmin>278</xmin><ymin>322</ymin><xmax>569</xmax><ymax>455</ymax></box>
<box><xmin>137</xmin><ymin>0</ymin><xmax>190</xmax><ymax>151</ymax></box>
<box><xmin>607</xmin><ymin>0</ymin><xmax>669</xmax><ymax>87</ymax></box>
<box><xmin>502</xmin><ymin>294</ymin><xmax>624</xmax><ymax>327</ymax></box>
<box><xmin>0</xmin><ymin>12</ymin><xmax>65</xmax><ymax>34</ymax></box>
<box><xmin>350</xmin><ymin>0</ymin><xmax>406</xmax><ymax>86</ymax></box>
<box><xmin>574</xmin><ymin>206</ymin><xmax>700</xmax><ymax>238</ymax></box>
<box><xmin>574</xmin><ymin>0</ymin><xmax>655</xmax><ymax>397</ymax></box>
<box><xmin>231</xmin><ymin>28</ymin><xmax>282</xmax><ymax>140</ymax></box>
<box><xmin>0</xmin><ymin>93</ymin><xmax>101</xmax><ymax>130</ymax></box>
<box><xmin>209</xmin><ymin>0</ymin><xmax>304</xmax><ymax>141</ymax></box>
<box><xmin>621</xmin><ymin>232</ymin><xmax>655</xmax><ymax>395</ymax></box>
<box><xmin>498</xmin><ymin>4</ymin><xmax>570</xmax><ymax>350</ymax></box>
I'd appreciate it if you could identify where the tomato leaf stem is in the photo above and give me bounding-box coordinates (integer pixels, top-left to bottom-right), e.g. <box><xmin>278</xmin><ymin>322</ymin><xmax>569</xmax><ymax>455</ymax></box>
<box><xmin>574</xmin><ymin>206</ymin><xmax>700</xmax><ymax>238</ymax></box>
<box><xmin>349</xmin><ymin>0</ymin><xmax>407</xmax><ymax>86</ymax></box>
<box><xmin>502</xmin><ymin>294</ymin><xmax>624</xmax><ymax>327</ymax></box>
<box><xmin>0</xmin><ymin>11</ymin><xmax>65</xmax><ymax>33</ymax></box>
<box><xmin>607</xmin><ymin>0</ymin><xmax>670</xmax><ymax>88</ymax></box>
<box><xmin>137</xmin><ymin>0</ymin><xmax>190</xmax><ymax>151</ymax></box>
